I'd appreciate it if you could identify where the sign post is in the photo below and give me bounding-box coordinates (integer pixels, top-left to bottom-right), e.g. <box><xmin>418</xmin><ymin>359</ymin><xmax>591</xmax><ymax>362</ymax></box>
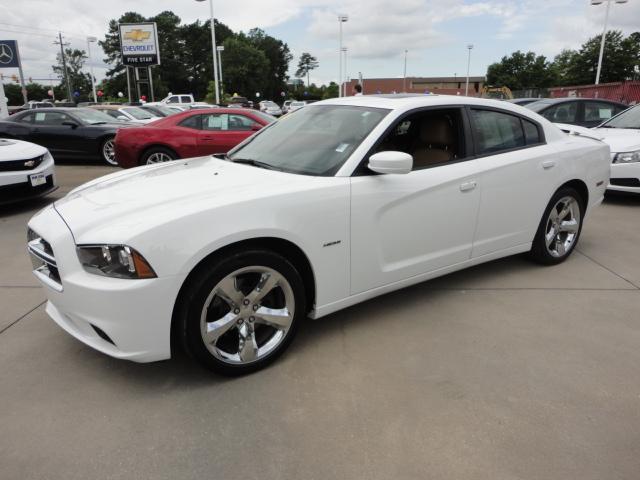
<box><xmin>118</xmin><ymin>23</ymin><xmax>160</xmax><ymax>102</ymax></box>
<box><xmin>0</xmin><ymin>40</ymin><xmax>27</xmax><ymax>104</ymax></box>
<box><xmin>0</xmin><ymin>82</ymin><xmax>8</xmax><ymax>118</ymax></box>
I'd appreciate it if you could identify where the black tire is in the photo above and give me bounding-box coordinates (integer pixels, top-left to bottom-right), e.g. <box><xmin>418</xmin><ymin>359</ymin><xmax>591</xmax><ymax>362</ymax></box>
<box><xmin>530</xmin><ymin>186</ymin><xmax>584</xmax><ymax>265</ymax></box>
<box><xmin>100</xmin><ymin>136</ymin><xmax>117</xmax><ymax>166</ymax></box>
<box><xmin>140</xmin><ymin>146</ymin><xmax>178</xmax><ymax>166</ymax></box>
<box><xmin>177</xmin><ymin>249</ymin><xmax>306</xmax><ymax>376</ymax></box>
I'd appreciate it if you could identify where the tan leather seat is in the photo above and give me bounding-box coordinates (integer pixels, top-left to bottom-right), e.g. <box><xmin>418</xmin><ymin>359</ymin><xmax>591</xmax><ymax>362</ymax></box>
<box><xmin>411</xmin><ymin>117</ymin><xmax>455</xmax><ymax>168</ymax></box>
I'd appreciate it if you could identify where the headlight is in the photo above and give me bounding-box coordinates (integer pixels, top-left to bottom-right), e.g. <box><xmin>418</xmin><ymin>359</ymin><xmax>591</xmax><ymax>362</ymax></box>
<box><xmin>77</xmin><ymin>245</ymin><xmax>156</xmax><ymax>279</ymax></box>
<box><xmin>613</xmin><ymin>151</ymin><xmax>640</xmax><ymax>163</ymax></box>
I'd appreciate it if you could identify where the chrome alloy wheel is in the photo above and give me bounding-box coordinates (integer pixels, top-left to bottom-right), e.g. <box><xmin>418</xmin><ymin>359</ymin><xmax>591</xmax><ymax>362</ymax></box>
<box><xmin>200</xmin><ymin>266</ymin><xmax>295</xmax><ymax>365</ymax></box>
<box><xmin>102</xmin><ymin>139</ymin><xmax>117</xmax><ymax>165</ymax></box>
<box><xmin>544</xmin><ymin>196</ymin><xmax>581</xmax><ymax>258</ymax></box>
<box><xmin>146</xmin><ymin>152</ymin><xmax>173</xmax><ymax>164</ymax></box>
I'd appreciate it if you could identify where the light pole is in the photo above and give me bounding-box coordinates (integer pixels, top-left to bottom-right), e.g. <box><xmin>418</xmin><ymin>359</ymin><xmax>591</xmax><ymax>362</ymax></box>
<box><xmin>591</xmin><ymin>0</ymin><xmax>628</xmax><ymax>85</ymax></box>
<box><xmin>338</xmin><ymin>15</ymin><xmax>348</xmax><ymax>97</ymax></box>
<box><xmin>217</xmin><ymin>45</ymin><xmax>224</xmax><ymax>100</ymax></box>
<box><xmin>87</xmin><ymin>36</ymin><xmax>97</xmax><ymax>102</ymax></box>
<box><xmin>465</xmin><ymin>44</ymin><xmax>474</xmax><ymax>96</ymax></box>
<box><xmin>403</xmin><ymin>49</ymin><xmax>408</xmax><ymax>92</ymax></box>
<box><xmin>197</xmin><ymin>0</ymin><xmax>220</xmax><ymax>104</ymax></box>
<box><xmin>341</xmin><ymin>47</ymin><xmax>348</xmax><ymax>96</ymax></box>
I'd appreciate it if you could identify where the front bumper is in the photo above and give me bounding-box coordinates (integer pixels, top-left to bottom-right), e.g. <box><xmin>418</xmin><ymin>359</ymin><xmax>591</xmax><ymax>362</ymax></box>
<box><xmin>608</xmin><ymin>161</ymin><xmax>640</xmax><ymax>193</ymax></box>
<box><xmin>0</xmin><ymin>156</ymin><xmax>57</xmax><ymax>205</ymax></box>
<box><xmin>27</xmin><ymin>205</ymin><xmax>182</xmax><ymax>362</ymax></box>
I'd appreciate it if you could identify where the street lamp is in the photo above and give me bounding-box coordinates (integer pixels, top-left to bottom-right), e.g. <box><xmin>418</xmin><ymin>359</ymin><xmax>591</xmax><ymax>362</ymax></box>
<box><xmin>590</xmin><ymin>0</ymin><xmax>628</xmax><ymax>85</ymax></box>
<box><xmin>196</xmin><ymin>0</ymin><xmax>220</xmax><ymax>104</ymax></box>
<box><xmin>217</xmin><ymin>45</ymin><xmax>224</xmax><ymax>99</ymax></box>
<box><xmin>87</xmin><ymin>36</ymin><xmax>98</xmax><ymax>102</ymax></box>
<box><xmin>403</xmin><ymin>49</ymin><xmax>408</xmax><ymax>93</ymax></box>
<box><xmin>341</xmin><ymin>47</ymin><xmax>348</xmax><ymax>96</ymax></box>
<box><xmin>338</xmin><ymin>15</ymin><xmax>348</xmax><ymax>98</ymax></box>
<box><xmin>465</xmin><ymin>44</ymin><xmax>474</xmax><ymax>96</ymax></box>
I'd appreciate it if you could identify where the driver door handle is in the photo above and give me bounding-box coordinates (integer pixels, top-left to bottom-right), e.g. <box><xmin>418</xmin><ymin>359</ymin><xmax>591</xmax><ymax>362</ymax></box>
<box><xmin>542</xmin><ymin>160</ymin><xmax>555</xmax><ymax>169</ymax></box>
<box><xmin>459</xmin><ymin>181</ymin><xmax>477</xmax><ymax>192</ymax></box>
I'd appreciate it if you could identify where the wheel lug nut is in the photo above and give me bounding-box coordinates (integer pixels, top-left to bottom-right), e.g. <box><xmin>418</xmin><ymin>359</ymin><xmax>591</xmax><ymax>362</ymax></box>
<box><xmin>253</xmin><ymin>305</ymin><xmax>259</xmax><ymax>311</ymax></box>
<box><xmin>237</xmin><ymin>318</ymin><xmax>244</xmax><ymax>325</ymax></box>
<box><xmin>234</xmin><ymin>308</ymin><xmax>240</xmax><ymax>314</ymax></box>
<box><xmin>249</xmin><ymin>316</ymin><xmax>254</xmax><ymax>323</ymax></box>
<box><xmin>243</xmin><ymin>299</ymin><xmax>250</xmax><ymax>306</ymax></box>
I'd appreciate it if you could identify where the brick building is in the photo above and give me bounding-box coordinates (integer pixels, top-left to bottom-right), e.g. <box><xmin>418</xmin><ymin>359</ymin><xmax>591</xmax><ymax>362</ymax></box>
<box><xmin>343</xmin><ymin>76</ymin><xmax>485</xmax><ymax>96</ymax></box>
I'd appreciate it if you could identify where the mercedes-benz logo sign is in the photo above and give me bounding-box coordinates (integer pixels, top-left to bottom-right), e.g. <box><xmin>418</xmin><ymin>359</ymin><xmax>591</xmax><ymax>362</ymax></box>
<box><xmin>0</xmin><ymin>44</ymin><xmax>14</xmax><ymax>65</ymax></box>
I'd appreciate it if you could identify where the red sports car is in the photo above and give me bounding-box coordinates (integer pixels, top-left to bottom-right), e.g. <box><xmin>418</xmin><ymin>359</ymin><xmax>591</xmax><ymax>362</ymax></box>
<box><xmin>114</xmin><ymin>108</ymin><xmax>275</xmax><ymax>168</ymax></box>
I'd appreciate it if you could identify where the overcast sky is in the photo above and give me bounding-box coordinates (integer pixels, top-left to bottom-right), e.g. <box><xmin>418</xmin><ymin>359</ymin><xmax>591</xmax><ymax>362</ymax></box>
<box><xmin>1</xmin><ymin>0</ymin><xmax>639</xmax><ymax>91</ymax></box>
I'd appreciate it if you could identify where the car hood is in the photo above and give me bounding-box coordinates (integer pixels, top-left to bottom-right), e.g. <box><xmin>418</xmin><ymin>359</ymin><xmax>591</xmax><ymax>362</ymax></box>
<box><xmin>54</xmin><ymin>156</ymin><xmax>313</xmax><ymax>242</ymax></box>
<box><xmin>590</xmin><ymin>127</ymin><xmax>640</xmax><ymax>153</ymax></box>
<box><xmin>0</xmin><ymin>138</ymin><xmax>47</xmax><ymax>160</ymax></box>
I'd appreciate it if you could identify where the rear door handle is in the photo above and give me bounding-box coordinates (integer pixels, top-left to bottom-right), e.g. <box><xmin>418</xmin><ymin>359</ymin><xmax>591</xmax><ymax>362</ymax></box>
<box><xmin>542</xmin><ymin>160</ymin><xmax>555</xmax><ymax>169</ymax></box>
<box><xmin>459</xmin><ymin>181</ymin><xmax>477</xmax><ymax>192</ymax></box>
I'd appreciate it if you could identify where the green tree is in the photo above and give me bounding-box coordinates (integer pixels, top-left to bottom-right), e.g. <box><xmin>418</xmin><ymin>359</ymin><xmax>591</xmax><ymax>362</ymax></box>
<box><xmin>246</xmin><ymin>28</ymin><xmax>292</xmax><ymax>99</ymax></box>
<box><xmin>222</xmin><ymin>37</ymin><xmax>269</xmax><ymax>98</ymax></box>
<box><xmin>52</xmin><ymin>48</ymin><xmax>92</xmax><ymax>101</ymax></box>
<box><xmin>486</xmin><ymin>50</ymin><xmax>556</xmax><ymax>90</ymax></box>
<box><xmin>295</xmin><ymin>53</ymin><xmax>319</xmax><ymax>87</ymax></box>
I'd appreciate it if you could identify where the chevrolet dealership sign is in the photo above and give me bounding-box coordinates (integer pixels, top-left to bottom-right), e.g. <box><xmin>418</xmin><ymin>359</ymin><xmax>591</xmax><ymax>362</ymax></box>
<box><xmin>118</xmin><ymin>23</ymin><xmax>160</xmax><ymax>66</ymax></box>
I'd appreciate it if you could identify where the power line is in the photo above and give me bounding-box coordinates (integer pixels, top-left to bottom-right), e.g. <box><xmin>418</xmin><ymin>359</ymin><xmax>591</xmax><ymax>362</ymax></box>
<box><xmin>0</xmin><ymin>22</ymin><xmax>100</xmax><ymax>41</ymax></box>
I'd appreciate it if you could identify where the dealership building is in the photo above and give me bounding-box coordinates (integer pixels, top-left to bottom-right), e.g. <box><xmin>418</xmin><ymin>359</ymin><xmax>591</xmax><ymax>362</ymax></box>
<box><xmin>343</xmin><ymin>76</ymin><xmax>486</xmax><ymax>96</ymax></box>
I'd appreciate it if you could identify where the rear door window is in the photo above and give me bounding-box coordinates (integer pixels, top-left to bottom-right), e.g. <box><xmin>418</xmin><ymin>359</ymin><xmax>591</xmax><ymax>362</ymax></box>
<box><xmin>541</xmin><ymin>102</ymin><xmax>578</xmax><ymax>123</ymax></box>
<box><xmin>180</xmin><ymin>96</ymin><xmax>192</xmax><ymax>103</ymax></box>
<box><xmin>470</xmin><ymin>109</ymin><xmax>525</xmax><ymax>155</ymax></box>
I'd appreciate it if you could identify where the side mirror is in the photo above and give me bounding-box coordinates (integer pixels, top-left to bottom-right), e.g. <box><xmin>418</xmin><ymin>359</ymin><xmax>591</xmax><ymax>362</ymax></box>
<box><xmin>61</xmin><ymin>121</ymin><xmax>79</xmax><ymax>128</ymax></box>
<box><xmin>368</xmin><ymin>151</ymin><xmax>413</xmax><ymax>174</ymax></box>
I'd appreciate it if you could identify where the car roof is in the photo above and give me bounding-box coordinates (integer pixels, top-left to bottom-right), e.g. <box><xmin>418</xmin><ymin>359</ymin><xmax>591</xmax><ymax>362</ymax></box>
<box><xmin>89</xmin><ymin>105</ymin><xmax>127</xmax><ymax>110</ymax></box>
<box><xmin>527</xmin><ymin>97</ymin><xmax>626</xmax><ymax>106</ymax></box>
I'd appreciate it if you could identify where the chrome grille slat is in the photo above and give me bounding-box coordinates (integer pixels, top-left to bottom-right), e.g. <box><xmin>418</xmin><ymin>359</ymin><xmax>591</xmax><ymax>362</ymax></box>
<box><xmin>27</xmin><ymin>229</ymin><xmax>62</xmax><ymax>290</ymax></box>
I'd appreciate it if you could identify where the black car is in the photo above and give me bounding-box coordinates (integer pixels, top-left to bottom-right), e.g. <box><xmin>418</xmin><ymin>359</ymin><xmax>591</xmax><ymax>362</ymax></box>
<box><xmin>0</xmin><ymin>108</ymin><xmax>130</xmax><ymax>165</ymax></box>
<box><xmin>525</xmin><ymin>98</ymin><xmax>628</xmax><ymax>128</ymax></box>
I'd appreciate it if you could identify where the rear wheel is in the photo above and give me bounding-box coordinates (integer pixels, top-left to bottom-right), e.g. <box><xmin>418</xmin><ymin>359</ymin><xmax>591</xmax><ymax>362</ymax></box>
<box><xmin>100</xmin><ymin>137</ymin><xmax>117</xmax><ymax>166</ymax></box>
<box><xmin>530</xmin><ymin>187</ymin><xmax>583</xmax><ymax>265</ymax></box>
<box><xmin>178</xmin><ymin>250</ymin><xmax>306</xmax><ymax>376</ymax></box>
<box><xmin>141</xmin><ymin>147</ymin><xmax>178</xmax><ymax>165</ymax></box>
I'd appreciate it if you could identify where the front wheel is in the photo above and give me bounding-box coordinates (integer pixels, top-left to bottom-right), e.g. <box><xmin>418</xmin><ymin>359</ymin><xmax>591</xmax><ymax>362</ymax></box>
<box><xmin>100</xmin><ymin>137</ymin><xmax>117</xmax><ymax>166</ymax></box>
<box><xmin>530</xmin><ymin>187</ymin><xmax>584</xmax><ymax>265</ymax></box>
<box><xmin>178</xmin><ymin>250</ymin><xmax>306</xmax><ymax>376</ymax></box>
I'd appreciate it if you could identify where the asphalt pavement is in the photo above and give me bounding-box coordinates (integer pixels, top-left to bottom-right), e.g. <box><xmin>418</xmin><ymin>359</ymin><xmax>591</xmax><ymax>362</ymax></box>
<box><xmin>1</xmin><ymin>165</ymin><xmax>639</xmax><ymax>480</ymax></box>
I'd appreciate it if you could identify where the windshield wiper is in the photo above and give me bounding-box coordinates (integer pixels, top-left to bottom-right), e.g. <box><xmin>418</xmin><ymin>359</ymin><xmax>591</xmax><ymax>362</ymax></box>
<box><xmin>232</xmin><ymin>158</ymin><xmax>282</xmax><ymax>171</ymax></box>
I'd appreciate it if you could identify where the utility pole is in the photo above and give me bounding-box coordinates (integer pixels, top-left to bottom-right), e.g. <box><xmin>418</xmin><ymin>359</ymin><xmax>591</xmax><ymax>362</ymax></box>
<box><xmin>54</xmin><ymin>32</ymin><xmax>73</xmax><ymax>101</ymax></box>
<box><xmin>403</xmin><ymin>49</ymin><xmax>408</xmax><ymax>92</ymax></box>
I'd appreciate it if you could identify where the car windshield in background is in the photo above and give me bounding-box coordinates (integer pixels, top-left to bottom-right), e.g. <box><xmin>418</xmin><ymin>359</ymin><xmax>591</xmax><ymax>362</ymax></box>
<box><xmin>525</xmin><ymin>100</ymin><xmax>555</xmax><ymax>112</ymax></box>
<box><xmin>291</xmin><ymin>101</ymin><xmax>305</xmax><ymax>107</ymax></box>
<box><xmin>600</xmin><ymin>105</ymin><xmax>639</xmax><ymax>129</ymax></box>
<box><xmin>250</xmin><ymin>110</ymin><xmax>277</xmax><ymax>124</ymax></box>
<box><xmin>154</xmin><ymin>105</ymin><xmax>177</xmax><ymax>116</ymax></box>
<box><xmin>123</xmin><ymin>107</ymin><xmax>154</xmax><ymax>120</ymax></box>
<box><xmin>73</xmin><ymin>108</ymin><xmax>122</xmax><ymax>124</ymax></box>
<box><xmin>262</xmin><ymin>101</ymin><xmax>278</xmax><ymax>107</ymax></box>
<box><xmin>228</xmin><ymin>105</ymin><xmax>389</xmax><ymax>176</ymax></box>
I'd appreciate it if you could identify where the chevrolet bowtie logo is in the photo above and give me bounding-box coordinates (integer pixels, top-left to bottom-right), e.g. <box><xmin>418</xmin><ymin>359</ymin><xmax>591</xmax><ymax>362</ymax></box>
<box><xmin>124</xmin><ymin>29</ymin><xmax>151</xmax><ymax>42</ymax></box>
<box><xmin>24</xmin><ymin>160</ymin><xmax>35</xmax><ymax>168</ymax></box>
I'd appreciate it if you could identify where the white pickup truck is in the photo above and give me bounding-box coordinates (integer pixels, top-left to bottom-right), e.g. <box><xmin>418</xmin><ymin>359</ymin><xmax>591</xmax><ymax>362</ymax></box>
<box><xmin>146</xmin><ymin>94</ymin><xmax>195</xmax><ymax>106</ymax></box>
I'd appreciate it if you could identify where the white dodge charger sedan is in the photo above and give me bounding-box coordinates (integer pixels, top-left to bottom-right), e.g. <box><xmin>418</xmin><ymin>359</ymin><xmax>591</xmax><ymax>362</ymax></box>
<box><xmin>1</xmin><ymin>138</ymin><xmax>57</xmax><ymax>205</ymax></box>
<box><xmin>27</xmin><ymin>95</ymin><xmax>610</xmax><ymax>375</ymax></box>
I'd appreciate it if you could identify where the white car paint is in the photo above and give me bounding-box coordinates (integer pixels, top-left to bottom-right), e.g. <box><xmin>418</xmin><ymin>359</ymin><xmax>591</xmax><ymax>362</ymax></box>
<box><xmin>27</xmin><ymin>95</ymin><xmax>610</xmax><ymax>363</ymax></box>
<box><xmin>0</xmin><ymin>139</ymin><xmax>56</xmax><ymax>204</ymax></box>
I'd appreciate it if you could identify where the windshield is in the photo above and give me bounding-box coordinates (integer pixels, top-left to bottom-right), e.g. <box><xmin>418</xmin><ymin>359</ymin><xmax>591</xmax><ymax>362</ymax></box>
<box><xmin>525</xmin><ymin>100</ymin><xmax>555</xmax><ymax>112</ymax></box>
<box><xmin>151</xmin><ymin>105</ymin><xmax>176</xmax><ymax>116</ymax></box>
<box><xmin>291</xmin><ymin>102</ymin><xmax>305</xmax><ymax>107</ymax></box>
<box><xmin>262</xmin><ymin>101</ymin><xmax>278</xmax><ymax>108</ymax></box>
<box><xmin>251</xmin><ymin>110</ymin><xmax>277</xmax><ymax>124</ymax></box>
<box><xmin>600</xmin><ymin>104</ymin><xmax>638</xmax><ymax>129</ymax></box>
<box><xmin>228</xmin><ymin>105</ymin><xmax>389</xmax><ymax>176</ymax></box>
<box><xmin>123</xmin><ymin>107</ymin><xmax>155</xmax><ymax>120</ymax></box>
<box><xmin>73</xmin><ymin>108</ymin><xmax>123</xmax><ymax>124</ymax></box>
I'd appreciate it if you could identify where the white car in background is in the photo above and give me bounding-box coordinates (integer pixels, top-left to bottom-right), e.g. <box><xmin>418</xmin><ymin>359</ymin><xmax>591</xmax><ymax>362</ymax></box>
<box><xmin>259</xmin><ymin>100</ymin><xmax>283</xmax><ymax>117</ymax></box>
<box><xmin>27</xmin><ymin>95</ymin><xmax>609</xmax><ymax>375</ymax></box>
<box><xmin>287</xmin><ymin>100</ymin><xmax>306</xmax><ymax>113</ymax></box>
<box><xmin>89</xmin><ymin>105</ymin><xmax>160</xmax><ymax>125</ymax></box>
<box><xmin>1</xmin><ymin>139</ymin><xmax>56</xmax><ymax>205</ymax></box>
<box><xmin>557</xmin><ymin>104</ymin><xmax>640</xmax><ymax>194</ymax></box>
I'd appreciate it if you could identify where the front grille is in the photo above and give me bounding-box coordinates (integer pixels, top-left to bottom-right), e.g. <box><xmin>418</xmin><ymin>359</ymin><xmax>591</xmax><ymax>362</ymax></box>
<box><xmin>0</xmin><ymin>175</ymin><xmax>54</xmax><ymax>203</ymax></box>
<box><xmin>0</xmin><ymin>154</ymin><xmax>45</xmax><ymax>172</ymax></box>
<box><xmin>27</xmin><ymin>229</ymin><xmax>62</xmax><ymax>290</ymax></box>
<box><xmin>610</xmin><ymin>178</ymin><xmax>640</xmax><ymax>187</ymax></box>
